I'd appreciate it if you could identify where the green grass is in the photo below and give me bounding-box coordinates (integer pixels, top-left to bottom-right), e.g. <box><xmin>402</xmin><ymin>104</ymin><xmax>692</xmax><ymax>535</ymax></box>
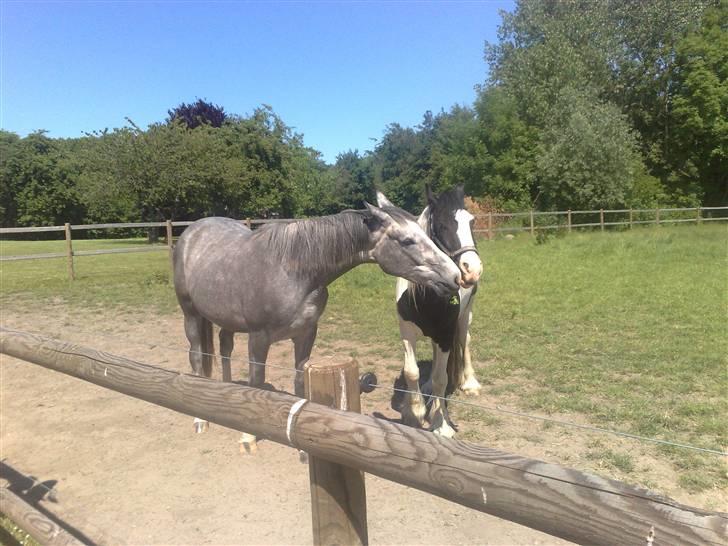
<box><xmin>1</xmin><ymin>238</ymin><xmax>176</xmax><ymax>312</ymax></box>
<box><xmin>0</xmin><ymin>514</ymin><xmax>41</xmax><ymax>546</ymax></box>
<box><xmin>2</xmin><ymin>224</ymin><xmax>727</xmax><ymax>492</ymax></box>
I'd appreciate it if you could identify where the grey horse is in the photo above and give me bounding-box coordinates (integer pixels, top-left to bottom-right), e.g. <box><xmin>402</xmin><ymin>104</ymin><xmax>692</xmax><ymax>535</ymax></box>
<box><xmin>173</xmin><ymin>197</ymin><xmax>461</xmax><ymax>437</ymax></box>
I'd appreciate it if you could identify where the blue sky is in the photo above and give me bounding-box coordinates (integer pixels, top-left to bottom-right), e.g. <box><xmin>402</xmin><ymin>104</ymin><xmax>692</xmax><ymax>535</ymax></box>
<box><xmin>1</xmin><ymin>1</ymin><xmax>513</xmax><ymax>163</ymax></box>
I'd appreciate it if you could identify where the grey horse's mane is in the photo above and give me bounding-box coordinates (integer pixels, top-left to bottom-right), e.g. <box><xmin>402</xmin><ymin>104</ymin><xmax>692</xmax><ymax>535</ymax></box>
<box><xmin>252</xmin><ymin>210</ymin><xmax>372</xmax><ymax>277</ymax></box>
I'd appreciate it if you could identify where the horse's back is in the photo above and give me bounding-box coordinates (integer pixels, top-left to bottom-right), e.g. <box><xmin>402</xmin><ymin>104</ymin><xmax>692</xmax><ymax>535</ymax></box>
<box><xmin>178</xmin><ymin>217</ymin><xmax>250</xmax><ymax>247</ymax></box>
<box><xmin>176</xmin><ymin>216</ymin><xmax>250</xmax><ymax>260</ymax></box>
<box><xmin>173</xmin><ymin>217</ymin><xmax>252</xmax><ymax>304</ymax></box>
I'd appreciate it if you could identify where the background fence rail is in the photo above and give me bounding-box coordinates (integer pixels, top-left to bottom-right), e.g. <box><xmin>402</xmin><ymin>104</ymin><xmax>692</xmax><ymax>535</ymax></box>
<box><xmin>477</xmin><ymin>206</ymin><xmax>727</xmax><ymax>235</ymax></box>
<box><xmin>1</xmin><ymin>206</ymin><xmax>726</xmax><ymax>274</ymax></box>
<box><xmin>1</xmin><ymin>327</ymin><xmax>725</xmax><ymax>546</ymax></box>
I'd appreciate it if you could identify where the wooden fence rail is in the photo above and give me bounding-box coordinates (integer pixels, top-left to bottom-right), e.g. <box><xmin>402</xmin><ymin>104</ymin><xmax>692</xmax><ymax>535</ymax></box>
<box><xmin>1</xmin><ymin>327</ymin><xmax>725</xmax><ymax>546</ymax></box>
<box><xmin>477</xmin><ymin>206</ymin><xmax>728</xmax><ymax>236</ymax></box>
<box><xmin>1</xmin><ymin>207</ymin><xmax>726</xmax><ymax>273</ymax></box>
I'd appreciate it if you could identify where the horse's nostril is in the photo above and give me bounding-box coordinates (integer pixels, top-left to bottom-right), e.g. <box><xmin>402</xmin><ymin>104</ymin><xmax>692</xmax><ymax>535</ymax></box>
<box><xmin>462</xmin><ymin>261</ymin><xmax>470</xmax><ymax>272</ymax></box>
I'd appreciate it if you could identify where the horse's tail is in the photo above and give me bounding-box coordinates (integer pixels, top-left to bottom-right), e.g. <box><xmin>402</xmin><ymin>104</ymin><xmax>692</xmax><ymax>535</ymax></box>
<box><xmin>446</xmin><ymin>321</ymin><xmax>466</xmax><ymax>397</ymax></box>
<box><xmin>200</xmin><ymin>317</ymin><xmax>215</xmax><ymax>377</ymax></box>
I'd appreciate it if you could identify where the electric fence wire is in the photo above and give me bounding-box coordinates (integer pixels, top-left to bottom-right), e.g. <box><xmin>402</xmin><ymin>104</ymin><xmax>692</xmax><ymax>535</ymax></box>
<box><xmin>2</xmin><ymin>324</ymin><xmax>726</xmax><ymax>458</ymax></box>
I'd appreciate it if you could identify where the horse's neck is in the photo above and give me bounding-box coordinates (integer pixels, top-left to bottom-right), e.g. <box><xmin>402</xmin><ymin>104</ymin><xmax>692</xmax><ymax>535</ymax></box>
<box><xmin>313</xmin><ymin>211</ymin><xmax>373</xmax><ymax>285</ymax></box>
<box><xmin>267</xmin><ymin>211</ymin><xmax>372</xmax><ymax>287</ymax></box>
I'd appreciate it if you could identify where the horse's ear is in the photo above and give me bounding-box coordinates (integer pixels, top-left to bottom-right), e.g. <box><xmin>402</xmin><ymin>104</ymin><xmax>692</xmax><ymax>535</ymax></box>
<box><xmin>426</xmin><ymin>184</ymin><xmax>437</xmax><ymax>205</ymax></box>
<box><xmin>455</xmin><ymin>184</ymin><xmax>465</xmax><ymax>198</ymax></box>
<box><xmin>363</xmin><ymin>201</ymin><xmax>391</xmax><ymax>230</ymax></box>
<box><xmin>375</xmin><ymin>190</ymin><xmax>395</xmax><ymax>208</ymax></box>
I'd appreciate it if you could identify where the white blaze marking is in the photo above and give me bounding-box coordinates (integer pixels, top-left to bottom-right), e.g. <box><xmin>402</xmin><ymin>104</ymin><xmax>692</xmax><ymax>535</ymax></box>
<box><xmin>455</xmin><ymin>209</ymin><xmax>475</xmax><ymax>248</ymax></box>
<box><xmin>286</xmin><ymin>399</ymin><xmax>308</xmax><ymax>444</ymax></box>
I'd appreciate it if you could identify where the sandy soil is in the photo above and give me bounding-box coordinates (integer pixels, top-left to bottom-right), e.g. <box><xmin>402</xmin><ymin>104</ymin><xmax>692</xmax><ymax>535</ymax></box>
<box><xmin>1</xmin><ymin>303</ymin><xmax>722</xmax><ymax>545</ymax></box>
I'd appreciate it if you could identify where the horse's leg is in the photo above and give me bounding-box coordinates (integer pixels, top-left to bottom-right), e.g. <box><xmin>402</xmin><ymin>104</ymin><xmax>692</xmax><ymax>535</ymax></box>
<box><xmin>219</xmin><ymin>329</ymin><xmax>234</xmax><ymax>383</ymax></box>
<box><xmin>248</xmin><ymin>332</ymin><xmax>270</xmax><ymax>388</ymax></box>
<box><xmin>184</xmin><ymin>312</ymin><xmax>214</xmax><ymax>433</ymax></box>
<box><xmin>460</xmin><ymin>311</ymin><xmax>481</xmax><ymax>396</ymax></box>
<box><xmin>429</xmin><ymin>341</ymin><xmax>456</xmax><ymax>438</ymax></box>
<box><xmin>240</xmin><ymin>332</ymin><xmax>271</xmax><ymax>454</ymax></box>
<box><xmin>293</xmin><ymin>324</ymin><xmax>318</xmax><ymax>398</ymax></box>
<box><xmin>400</xmin><ymin>322</ymin><xmax>426</xmax><ymax>428</ymax></box>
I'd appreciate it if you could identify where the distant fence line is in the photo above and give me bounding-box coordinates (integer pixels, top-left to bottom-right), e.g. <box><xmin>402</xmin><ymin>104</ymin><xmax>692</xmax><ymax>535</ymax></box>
<box><xmin>1</xmin><ymin>207</ymin><xmax>726</xmax><ymax>274</ymax></box>
<box><xmin>473</xmin><ymin>205</ymin><xmax>728</xmax><ymax>237</ymax></box>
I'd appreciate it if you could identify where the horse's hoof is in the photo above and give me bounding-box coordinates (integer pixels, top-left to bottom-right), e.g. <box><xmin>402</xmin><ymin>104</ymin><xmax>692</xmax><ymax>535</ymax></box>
<box><xmin>460</xmin><ymin>377</ymin><xmax>482</xmax><ymax>396</ymax></box>
<box><xmin>193</xmin><ymin>418</ymin><xmax>209</xmax><ymax>433</ymax></box>
<box><xmin>239</xmin><ymin>432</ymin><xmax>258</xmax><ymax>455</ymax></box>
<box><xmin>431</xmin><ymin>424</ymin><xmax>457</xmax><ymax>438</ymax></box>
<box><xmin>298</xmin><ymin>450</ymin><xmax>309</xmax><ymax>464</ymax></box>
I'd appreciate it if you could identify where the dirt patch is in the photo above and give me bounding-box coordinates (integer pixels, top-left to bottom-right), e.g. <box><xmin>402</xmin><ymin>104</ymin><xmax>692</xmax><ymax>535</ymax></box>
<box><xmin>1</xmin><ymin>304</ymin><xmax>572</xmax><ymax>545</ymax></box>
<box><xmin>1</xmin><ymin>303</ymin><xmax>723</xmax><ymax>545</ymax></box>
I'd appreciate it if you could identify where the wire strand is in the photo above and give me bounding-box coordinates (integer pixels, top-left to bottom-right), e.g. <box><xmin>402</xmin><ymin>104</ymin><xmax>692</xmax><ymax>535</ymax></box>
<box><xmin>3</xmin><ymin>323</ymin><xmax>725</xmax><ymax>457</ymax></box>
<box><xmin>373</xmin><ymin>383</ymin><xmax>727</xmax><ymax>456</ymax></box>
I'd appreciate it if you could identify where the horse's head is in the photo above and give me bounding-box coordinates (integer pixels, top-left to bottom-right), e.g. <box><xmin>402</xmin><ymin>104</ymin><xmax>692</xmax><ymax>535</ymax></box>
<box><xmin>363</xmin><ymin>197</ymin><xmax>461</xmax><ymax>297</ymax></box>
<box><xmin>424</xmin><ymin>184</ymin><xmax>483</xmax><ymax>288</ymax></box>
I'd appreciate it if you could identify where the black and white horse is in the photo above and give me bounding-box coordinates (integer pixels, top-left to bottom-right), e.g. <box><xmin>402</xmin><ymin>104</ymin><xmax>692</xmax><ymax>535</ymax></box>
<box><xmin>173</xmin><ymin>197</ymin><xmax>462</xmax><ymax>444</ymax></box>
<box><xmin>379</xmin><ymin>185</ymin><xmax>483</xmax><ymax>437</ymax></box>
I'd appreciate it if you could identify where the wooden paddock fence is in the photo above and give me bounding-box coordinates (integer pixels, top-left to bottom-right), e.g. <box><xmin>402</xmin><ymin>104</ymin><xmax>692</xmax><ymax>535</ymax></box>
<box><xmin>1</xmin><ymin>327</ymin><xmax>725</xmax><ymax>546</ymax></box>
<box><xmin>1</xmin><ymin>207</ymin><xmax>726</xmax><ymax>280</ymax></box>
<box><xmin>473</xmin><ymin>206</ymin><xmax>727</xmax><ymax>238</ymax></box>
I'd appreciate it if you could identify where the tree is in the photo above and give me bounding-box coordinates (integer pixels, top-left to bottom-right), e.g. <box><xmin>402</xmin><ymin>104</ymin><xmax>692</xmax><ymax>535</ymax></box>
<box><xmin>0</xmin><ymin>131</ymin><xmax>85</xmax><ymax>227</ymax></box>
<box><xmin>0</xmin><ymin>130</ymin><xmax>22</xmax><ymax>226</ymax></box>
<box><xmin>331</xmin><ymin>150</ymin><xmax>375</xmax><ymax>210</ymax></box>
<box><xmin>372</xmin><ymin>120</ymin><xmax>433</xmax><ymax>211</ymax></box>
<box><xmin>482</xmin><ymin>0</ymin><xmax>715</xmax><ymax>205</ymax></box>
<box><xmin>669</xmin><ymin>0</ymin><xmax>728</xmax><ymax>206</ymax></box>
<box><xmin>474</xmin><ymin>87</ymin><xmax>539</xmax><ymax>209</ymax></box>
<box><xmin>167</xmin><ymin>98</ymin><xmax>227</xmax><ymax>129</ymax></box>
<box><xmin>536</xmin><ymin>87</ymin><xmax>641</xmax><ymax>210</ymax></box>
<box><xmin>428</xmin><ymin>105</ymin><xmax>490</xmax><ymax>198</ymax></box>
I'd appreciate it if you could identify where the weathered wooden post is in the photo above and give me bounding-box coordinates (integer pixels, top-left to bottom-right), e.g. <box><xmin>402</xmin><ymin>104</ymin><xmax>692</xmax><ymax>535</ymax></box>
<box><xmin>656</xmin><ymin>208</ymin><xmax>661</xmax><ymax>226</ymax></box>
<box><xmin>567</xmin><ymin>210</ymin><xmax>572</xmax><ymax>233</ymax></box>
<box><xmin>64</xmin><ymin>223</ymin><xmax>75</xmax><ymax>281</ymax></box>
<box><xmin>304</xmin><ymin>359</ymin><xmax>368</xmax><ymax>546</ymax></box>
<box><xmin>529</xmin><ymin>210</ymin><xmax>535</xmax><ymax>236</ymax></box>
<box><xmin>629</xmin><ymin>208</ymin><xmax>633</xmax><ymax>229</ymax></box>
<box><xmin>697</xmin><ymin>207</ymin><xmax>702</xmax><ymax>225</ymax></box>
<box><xmin>166</xmin><ymin>220</ymin><xmax>174</xmax><ymax>282</ymax></box>
<box><xmin>246</xmin><ymin>217</ymin><xmax>252</xmax><ymax>229</ymax></box>
<box><xmin>600</xmin><ymin>209</ymin><xmax>605</xmax><ymax>232</ymax></box>
<box><xmin>487</xmin><ymin>211</ymin><xmax>493</xmax><ymax>241</ymax></box>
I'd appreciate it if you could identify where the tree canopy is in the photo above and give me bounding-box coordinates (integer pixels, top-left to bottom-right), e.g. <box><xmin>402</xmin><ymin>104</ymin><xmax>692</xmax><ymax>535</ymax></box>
<box><xmin>1</xmin><ymin>1</ymin><xmax>724</xmax><ymax>229</ymax></box>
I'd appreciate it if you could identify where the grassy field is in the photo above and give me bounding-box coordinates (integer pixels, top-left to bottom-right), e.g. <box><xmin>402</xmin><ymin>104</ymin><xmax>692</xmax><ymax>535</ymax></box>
<box><xmin>2</xmin><ymin>224</ymin><xmax>726</xmax><ymax>494</ymax></box>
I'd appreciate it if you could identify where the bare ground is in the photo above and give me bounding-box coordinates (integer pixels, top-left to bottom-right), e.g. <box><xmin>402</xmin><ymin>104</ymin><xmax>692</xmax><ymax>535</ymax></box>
<box><xmin>0</xmin><ymin>303</ymin><xmax>723</xmax><ymax>545</ymax></box>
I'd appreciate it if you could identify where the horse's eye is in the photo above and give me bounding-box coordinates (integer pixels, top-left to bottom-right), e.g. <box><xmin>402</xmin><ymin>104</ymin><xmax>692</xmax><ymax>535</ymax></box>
<box><xmin>402</xmin><ymin>237</ymin><xmax>416</xmax><ymax>246</ymax></box>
